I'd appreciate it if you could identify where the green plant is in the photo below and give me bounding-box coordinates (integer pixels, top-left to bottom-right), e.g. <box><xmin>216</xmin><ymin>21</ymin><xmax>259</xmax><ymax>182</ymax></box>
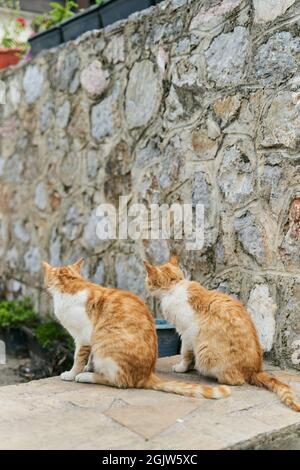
<box><xmin>0</xmin><ymin>298</ymin><xmax>73</xmax><ymax>351</ymax></box>
<box><xmin>0</xmin><ymin>298</ymin><xmax>37</xmax><ymax>328</ymax></box>
<box><xmin>32</xmin><ymin>1</ymin><xmax>78</xmax><ymax>33</ymax></box>
<box><xmin>35</xmin><ymin>321</ymin><xmax>73</xmax><ymax>351</ymax></box>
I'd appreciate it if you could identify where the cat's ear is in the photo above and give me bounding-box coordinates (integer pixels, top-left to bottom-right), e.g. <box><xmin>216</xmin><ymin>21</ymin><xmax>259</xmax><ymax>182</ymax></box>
<box><xmin>42</xmin><ymin>261</ymin><xmax>51</xmax><ymax>273</ymax></box>
<box><xmin>169</xmin><ymin>254</ymin><xmax>179</xmax><ymax>266</ymax></box>
<box><xmin>72</xmin><ymin>257</ymin><xmax>84</xmax><ymax>272</ymax></box>
<box><xmin>143</xmin><ymin>260</ymin><xmax>156</xmax><ymax>275</ymax></box>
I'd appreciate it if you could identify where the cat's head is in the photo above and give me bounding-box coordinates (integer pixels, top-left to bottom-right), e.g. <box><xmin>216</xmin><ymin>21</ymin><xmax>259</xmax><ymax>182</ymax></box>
<box><xmin>42</xmin><ymin>258</ymin><xmax>84</xmax><ymax>291</ymax></box>
<box><xmin>144</xmin><ymin>255</ymin><xmax>184</xmax><ymax>295</ymax></box>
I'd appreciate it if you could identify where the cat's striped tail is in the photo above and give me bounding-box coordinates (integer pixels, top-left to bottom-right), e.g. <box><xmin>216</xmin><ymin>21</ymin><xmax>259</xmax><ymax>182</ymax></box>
<box><xmin>250</xmin><ymin>372</ymin><xmax>300</xmax><ymax>412</ymax></box>
<box><xmin>145</xmin><ymin>373</ymin><xmax>231</xmax><ymax>399</ymax></box>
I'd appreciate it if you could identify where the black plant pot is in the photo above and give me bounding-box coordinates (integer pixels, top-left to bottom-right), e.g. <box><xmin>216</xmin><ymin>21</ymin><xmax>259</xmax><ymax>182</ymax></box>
<box><xmin>29</xmin><ymin>1</ymin><xmax>160</xmax><ymax>57</ymax></box>
<box><xmin>156</xmin><ymin>320</ymin><xmax>181</xmax><ymax>358</ymax></box>
<box><xmin>100</xmin><ymin>0</ymin><xmax>156</xmax><ymax>28</ymax></box>
<box><xmin>61</xmin><ymin>5</ymin><xmax>102</xmax><ymax>43</ymax></box>
<box><xmin>29</xmin><ymin>27</ymin><xmax>62</xmax><ymax>58</ymax></box>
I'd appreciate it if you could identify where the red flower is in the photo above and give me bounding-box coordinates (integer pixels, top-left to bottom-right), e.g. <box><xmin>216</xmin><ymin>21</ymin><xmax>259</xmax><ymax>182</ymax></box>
<box><xmin>16</xmin><ymin>17</ymin><xmax>27</xmax><ymax>28</ymax></box>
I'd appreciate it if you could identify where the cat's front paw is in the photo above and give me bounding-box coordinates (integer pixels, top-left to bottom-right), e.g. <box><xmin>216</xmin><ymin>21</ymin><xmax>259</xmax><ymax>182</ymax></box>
<box><xmin>60</xmin><ymin>370</ymin><xmax>76</xmax><ymax>381</ymax></box>
<box><xmin>75</xmin><ymin>372</ymin><xmax>94</xmax><ymax>383</ymax></box>
<box><xmin>172</xmin><ymin>362</ymin><xmax>188</xmax><ymax>373</ymax></box>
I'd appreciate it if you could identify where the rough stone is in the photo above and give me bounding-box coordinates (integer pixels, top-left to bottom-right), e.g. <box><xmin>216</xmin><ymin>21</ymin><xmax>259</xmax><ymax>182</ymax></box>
<box><xmin>125</xmin><ymin>60</ymin><xmax>161</xmax><ymax>129</ymax></box>
<box><xmin>56</xmin><ymin>50</ymin><xmax>80</xmax><ymax>91</ymax></box>
<box><xmin>23</xmin><ymin>65</ymin><xmax>44</xmax><ymax>104</ymax></box>
<box><xmin>13</xmin><ymin>221</ymin><xmax>29</xmax><ymax>244</ymax></box>
<box><xmin>259</xmin><ymin>91</ymin><xmax>300</xmax><ymax>150</ymax></box>
<box><xmin>115</xmin><ymin>253</ymin><xmax>145</xmax><ymax>298</ymax></box>
<box><xmin>34</xmin><ymin>182</ymin><xmax>48</xmax><ymax>211</ymax></box>
<box><xmin>40</xmin><ymin>100</ymin><xmax>54</xmax><ymax>133</ymax></box>
<box><xmin>190</xmin><ymin>0</ymin><xmax>243</xmax><ymax>32</ymax></box>
<box><xmin>218</xmin><ymin>145</ymin><xmax>255</xmax><ymax>205</ymax></box>
<box><xmin>62</xmin><ymin>206</ymin><xmax>83</xmax><ymax>242</ymax></box>
<box><xmin>234</xmin><ymin>212</ymin><xmax>265</xmax><ymax>265</ymax></box>
<box><xmin>255</xmin><ymin>32</ymin><xmax>300</xmax><ymax>83</ymax></box>
<box><xmin>83</xmin><ymin>209</ymin><xmax>102</xmax><ymax>250</ymax></box>
<box><xmin>144</xmin><ymin>240</ymin><xmax>170</xmax><ymax>265</ymax></box>
<box><xmin>24</xmin><ymin>247</ymin><xmax>41</xmax><ymax>275</ymax></box>
<box><xmin>80</xmin><ymin>60</ymin><xmax>109</xmax><ymax>97</ymax></box>
<box><xmin>4</xmin><ymin>154</ymin><xmax>23</xmax><ymax>182</ymax></box>
<box><xmin>104</xmin><ymin>36</ymin><xmax>125</xmax><ymax>64</ymax></box>
<box><xmin>192</xmin><ymin>170</ymin><xmax>211</xmax><ymax>210</ymax></box>
<box><xmin>206</xmin><ymin>27</ymin><xmax>249</xmax><ymax>86</ymax></box>
<box><xmin>56</xmin><ymin>101</ymin><xmax>71</xmax><ymax>129</ymax></box>
<box><xmin>279</xmin><ymin>197</ymin><xmax>300</xmax><ymax>267</ymax></box>
<box><xmin>91</xmin><ymin>96</ymin><xmax>115</xmax><ymax>141</ymax></box>
<box><xmin>192</xmin><ymin>130</ymin><xmax>219</xmax><ymax>160</ymax></box>
<box><xmin>49</xmin><ymin>229</ymin><xmax>61</xmax><ymax>267</ymax></box>
<box><xmin>253</xmin><ymin>0</ymin><xmax>296</xmax><ymax>23</ymax></box>
<box><xmin>93</xmin><ymin>260</ymin><xmax>105</xmax><ymax>285</ymax></box>
<box><xmin>213</xmin><ymin>95</ymin><xmax>241</xmax><ymax>127</ymax></box>
<box><xmin>8</xmin><ymin>76</ymin><xmax>21</xmax><ymax>109</ymax></box>
<box><xmin>247</xmin><ymin>284</ymin><xmax>277</xmax><ymax>352</ymax></box>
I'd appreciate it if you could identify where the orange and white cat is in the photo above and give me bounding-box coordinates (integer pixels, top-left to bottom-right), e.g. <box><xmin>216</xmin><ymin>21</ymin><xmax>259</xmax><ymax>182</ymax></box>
<box><xmin>43</xmin><ymin>259</ymin><xmax>230</xmax><ymax>400</ymax></box>
<box><xmin>144</xmin><ymin>255</ymin><xmax>300</xmax><ymax>412</ymax></box>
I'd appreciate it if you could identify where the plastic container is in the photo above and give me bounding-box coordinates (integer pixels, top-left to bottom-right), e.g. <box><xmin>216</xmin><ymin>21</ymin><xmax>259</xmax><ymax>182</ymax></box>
<box><xmin>61</xmin><ymin>5</ymin><xmax>102</xmax><ymax>43</ymax></box>
<box><xmin>156</xmin><ymin>319</ymin><xmax>180</xmax><ymax>358</ymax></box>
<box><xmin>29</xmin><ymin>27</ymin><xmax>62</xmax><ymax>58</ymax></box>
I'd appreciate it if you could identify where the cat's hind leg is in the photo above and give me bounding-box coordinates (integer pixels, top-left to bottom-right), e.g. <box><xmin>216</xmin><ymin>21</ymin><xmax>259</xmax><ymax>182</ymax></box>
<box><xmin>75</xmin><ymin>372</ymin><xmax>112</xmax><ymax>386</ymax></box>
<box><xmin>217</xmin><ymin>369</ymin><xmax>245</xmax><ymax>386</ymax></box>
<box><xmin>76</xmin><ymin>354</ymin><xmax>121</xmax><ymax>387</ymax></box>
<box><xmin>83</xmin><ymin>353</ymin><xmax>94</xmax><ymax>372</ymax></box>
<box><xmin>61</xmin><ymin>344</ymin><xmax>91</xmax><ymax>381</ymax></box>
<box><xmin>172</xmin><ymin>340</ymin><xmax>195</xmax><ymax>373</ymax></box>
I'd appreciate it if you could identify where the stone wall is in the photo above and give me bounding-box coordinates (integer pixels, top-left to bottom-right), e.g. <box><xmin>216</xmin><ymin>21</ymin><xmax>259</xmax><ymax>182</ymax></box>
<box><xmin>0</xmin><ymin>0</ymin><xmax>300</xmax><ymax>369</ymax></box>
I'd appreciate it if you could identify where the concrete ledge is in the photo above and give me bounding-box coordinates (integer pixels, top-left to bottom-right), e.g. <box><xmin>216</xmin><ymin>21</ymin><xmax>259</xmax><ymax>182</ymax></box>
<box><xmin>1</xmin><ymin>356</ymin><xmax>300</xmax><ymax>449</ymax></box>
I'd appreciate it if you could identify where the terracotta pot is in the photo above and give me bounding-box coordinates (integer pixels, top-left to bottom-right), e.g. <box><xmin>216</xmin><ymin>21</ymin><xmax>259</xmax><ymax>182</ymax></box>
<box><xmin>0</xmin><ymin>48</ymin><xmax>22</xmax><ymax>70</ymax></box>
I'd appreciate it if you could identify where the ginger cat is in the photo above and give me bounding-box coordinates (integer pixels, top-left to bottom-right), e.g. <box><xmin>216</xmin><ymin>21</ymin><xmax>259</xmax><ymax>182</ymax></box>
<box><xmin>144</xmin><ymin>255</ymin><xmax>300</xmax><ymax>412</ymax></box>
<box><xmin>43</xmin><ymin>259</ymin><xmax>230</xmax><ymax>400</ymax></box>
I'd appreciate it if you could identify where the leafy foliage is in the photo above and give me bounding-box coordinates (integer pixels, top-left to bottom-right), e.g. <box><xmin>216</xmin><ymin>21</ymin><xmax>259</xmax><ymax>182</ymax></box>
<box><xmin>0</xmin><ymin>298</ymin><xmax>37</xmax><ymax>328</ymax></box>
<box><xmin>0</xmin><ymin>298</ymin><xmax>73</xmax><ymax>351</ymax></box>
<box><xmin>35</xmin><ymin>321</ymin><xmax>73</xmax><ymax>351</ymax></box>
<box><xmin>32</xmin><ymin>1</ymin><xmax>78</xmax><ymax>33</ymax></box>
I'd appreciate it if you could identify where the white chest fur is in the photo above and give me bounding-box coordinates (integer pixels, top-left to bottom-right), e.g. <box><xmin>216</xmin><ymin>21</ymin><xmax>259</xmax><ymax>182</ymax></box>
<box><xmin>160</xmin><ymin>281</ymin><xmax>199</xmax><ymax>348</ymax></box>
<box><xmin>51</xmin><ymin>288</ymin><xmax>92</xmax><ymax>345</ymax></box>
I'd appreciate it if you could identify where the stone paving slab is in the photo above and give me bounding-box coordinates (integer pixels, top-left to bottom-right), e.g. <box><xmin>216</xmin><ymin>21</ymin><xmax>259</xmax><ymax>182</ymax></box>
<box><xmin>1</xmin><ymin>356</ymin><xmax>300</xmax><ymax>449</ymax></box>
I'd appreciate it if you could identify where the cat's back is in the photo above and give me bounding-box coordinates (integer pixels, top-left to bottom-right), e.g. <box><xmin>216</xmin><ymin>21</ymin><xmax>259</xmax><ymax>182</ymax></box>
<box><xmin>87</xmin><ymin>284</ymin><xmax>155</xmax><ymax>329</ymax></box>
<box><xmin>189</xmin><ymin>281</ymin><xmax>260</xmax><ymax>346</ymax></box>
<box><xmin>87</xmin><ymin>285</ymin><xmax>158</xmax><ymax>368</ymax></box>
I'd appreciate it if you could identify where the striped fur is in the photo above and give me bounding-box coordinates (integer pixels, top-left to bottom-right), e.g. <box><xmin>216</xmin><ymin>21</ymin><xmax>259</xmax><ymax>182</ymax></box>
<box><xmin>43</xmin><ymin>259</ymin><xmax>229</xmax><ymax>401</ymax></box>
<box><xmin>145</xmin><ymin>374</ymin><xmax>230</xmax><ymax>399</ymax></box>
<box><xmin>145</xmin><ymin>255</ymin><xmax>300</xmax><ymax>412</ymax></box>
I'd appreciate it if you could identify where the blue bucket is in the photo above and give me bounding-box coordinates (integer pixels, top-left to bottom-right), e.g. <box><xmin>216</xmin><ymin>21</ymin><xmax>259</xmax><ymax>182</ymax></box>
<box><xmin>156</xmin><ymin>319</ymin><xmax>180</xmax><ymax>358</ymax></box>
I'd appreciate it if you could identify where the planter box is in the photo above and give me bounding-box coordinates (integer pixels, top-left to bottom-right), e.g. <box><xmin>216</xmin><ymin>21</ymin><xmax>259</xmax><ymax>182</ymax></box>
<box><xmin>61</xmin><ymin>5</ymin><xmax>102</xmax><ymax>43</ymax></box>
<box><xmin>29</xmin><ymin>0</ymin><xmax>159</xmax><ymax>57</ymax></box>
<box><xmin>0</xmin><ymin>48</ymin><xmax>22</xmax><ymax>70</ymax></box>
<box><xmin>156</xmin><ymin>319</ymin><xmax>180</xmax><ymax>358</ymax></box>
<box><xmin>100</xmin><ymin>0</ymin><xmax>156</xmax><ymax>27</ymax></box>
<box><xmin>29</xmin><ymin>27</ymin><xmax>62</xmax><ymax>58</ymax></box>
